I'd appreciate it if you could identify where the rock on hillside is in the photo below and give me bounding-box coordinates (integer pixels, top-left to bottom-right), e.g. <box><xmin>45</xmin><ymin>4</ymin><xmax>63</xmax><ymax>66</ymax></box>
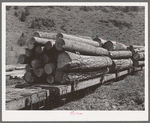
<box><xmin>6</xmin><ymin>6</ymin><xmax>145</xmax><ymax>65</ymax></box>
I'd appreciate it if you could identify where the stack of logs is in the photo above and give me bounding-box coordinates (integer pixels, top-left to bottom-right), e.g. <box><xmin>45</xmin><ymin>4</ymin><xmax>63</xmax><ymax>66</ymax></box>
<box><xmin>18</xmin><ymin>31</ymin><xmax>145</xmax><ymax>84</ymax></box>
<box><xmin>128</xmin><ymin>45</ymin><xmax>145</xmax><ymax>67</ymax></box>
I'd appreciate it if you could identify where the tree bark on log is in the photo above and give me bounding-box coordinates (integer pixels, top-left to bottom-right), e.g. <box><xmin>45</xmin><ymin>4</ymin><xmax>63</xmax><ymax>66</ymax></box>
<box><xmin>6</xmin><ymin>65</ymin><xmax>16</xmax><ymax>72</ymax></box>
<box><xmin>55</xmin><ymin>67</ymin><xmax>109</xmax><ymax>84</ymax></box>
<box><xmin>33</xmin><ymin>31</ymin><xmax>57</xmax><ymax>40</ymax></box>
<box><xmin>55</xmin><ymin>38</ymin><xmax>109</xmax><ymax>56</ymax></box>
<box><xmin>45</xmin><ymin>40</ymin><xmax>55</xmax><ymax>51</ymax></box>
<box><xmin>76</xmin><ymin>35</ymin><xmax>93</xmax><ymax>40</ymax></box>
<box><xmin>109</xmin><ymin>59</ymin><xmax>133</xmax><ymax>73</ymax></box>
<box><xmin>31</xmin><ymin>59</ymin><xmax>43</xmax><ymax>68</ymax></box>
<box><xmin>56</xmin><ymin>33</ymin><xmax>100</xmax><ymax>47</ymax></box>
<box><xmin>33</xmin><ymin>68</ymin><xmax>45</xmax><ymax>77</ymax></box>
<box><xmin>15</xmin><ymin>64</ymin><xmax>26</xmax><ymax>70</ymax></box>
<box><xmin>103</xmin><ymin>41</ymin><xmax>127</xmax><ymax>51</ymax></box>
<box><xmin>133</xmin><ymin>52</ymin><xmax>145</xmax><ymax>61</ymax></box>
<box><xmin>18</xmin><ymin>54</ymin><xmax>30</xmax><ymax>64</ymax></box>
<box><xmin>109</xmin><ymin>51</ymin><xmax>132</xmax><ymax>59</ymax></box>
<box><xmin>44</xmin><ymin>63</ymin><xmax>56</xmax><ymax>74</ymax></box>
<box><xmin>46</xmin><ymin>75</ymin><xmax>55</xmax><ymax>84</ymax></box>
<box><xmin>27</xmin><ymin>37</ymin><xmax>51</xmax><ymax>50</ymax></box>
<box><xmin>133</xmin><ymin>60</ymin><xmax>145</xmax><ymax>67</ymax></box>
<box><xmin>57</xmin><ymin>51</ymin><xmax>112</xmax><ymax>72</ymax></box>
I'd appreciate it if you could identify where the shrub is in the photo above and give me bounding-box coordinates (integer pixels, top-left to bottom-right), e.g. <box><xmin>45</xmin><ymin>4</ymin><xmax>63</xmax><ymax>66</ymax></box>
<box><xmin>25</xmin><ymin>7</ymin><xmax>30</xmax><ymax>16</ymax></box>
<box><xmin>14</xmin><ymin>6</ymin><xmax>18</xmax><ymax>10</ymax></box>
<box><xmin>30</xmin><ymin>19</ymin><xmax>36</xmax><ymax>28</ymax></box>
<box><xmin>29</xmin><ymin>18</ymin><xmax>55</xmax><ymax>29</ymax></box>
<box><xmin>80</xmin><ymin>6</ymin><xmax>93</xmax><ymax>12</ymax></box>
<box><xmin>6</xmin><ymin>6</ymin><xmax>11</xmax><ymax>11</ymax></box>
<box><xmin>130</xmin><ymin>6</ymin><xmax>140</xmax><ymax>12</ymax></box>
<box><xmin>20</xmin><ymin>12</ymin><xmax>26</xmax><ymax>22</ymax></box>
<box><xmin>14</xmin><ymin>11</ymin><xmax>18</xmax><ymax>17</ymax></box>
<box><xmin>17</xmin><ymin>33</ymin><xmax>26</xmax><ymax>46</ymax></box>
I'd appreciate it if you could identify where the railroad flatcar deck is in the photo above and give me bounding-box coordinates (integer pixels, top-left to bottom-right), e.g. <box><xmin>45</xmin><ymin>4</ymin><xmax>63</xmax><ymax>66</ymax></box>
<box><xmin>6</xmin><ymin>86</ymin><xmax>49</xmax><ymax>110</ymax></box>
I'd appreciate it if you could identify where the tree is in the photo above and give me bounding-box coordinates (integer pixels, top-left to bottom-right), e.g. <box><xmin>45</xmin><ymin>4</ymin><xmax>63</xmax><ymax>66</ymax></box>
<box><xmin>20</xmin><ymin>12</ymin><xmax>26</xmax><ymax>22</ymax></box>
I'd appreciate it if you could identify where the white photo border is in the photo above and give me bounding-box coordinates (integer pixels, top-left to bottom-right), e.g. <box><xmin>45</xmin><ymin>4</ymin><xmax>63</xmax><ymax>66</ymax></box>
<box><xmin>2</xmin><ymin>2</ymin><xmax>148</xmax><ymax>121</ymax></box>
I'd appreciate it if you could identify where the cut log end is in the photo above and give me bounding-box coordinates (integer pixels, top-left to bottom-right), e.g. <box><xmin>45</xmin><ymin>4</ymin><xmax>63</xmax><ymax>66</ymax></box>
<box><xmin>27</xmin><ymin>41</ymin><xmax>34</xmax><ymax>50</ymax></box>
<box><xmin>35</xmin><ymin>46</ymin><xmax>45</xmax><ymax>54</ymax></box>
<box><xmin>103</xmin><ymin>41</ymin><xmax>114</xmax><ymax>51</ymax></box>
<box><xmin>33</xmin><ymin>32</ymin><xmax>40</xmax><ymax>37</ymax></box>
<box><xmin>46</xmin><ymin>75</ymin><xmax>55</xmax><ymax>84</ymax></box>
<box><xmin>34</xmin><ymin>68</ymin><xmax>45</xmax><ymax>77</ymax></box>
<box><xmin>31</xmin><ymin>59</ymin><xmax>43</xmax><ymax>68</ymax></box>
<box><xmin>25</xmin><ymin>64</ymin><xmax>32</xmax><ymax>72</ymax></box>
<box><xmin>56</xmin><ymin>33</ymin><xmax>63</xmax><ymax>39</ymax></box>
<box><xmin>24</xmin><ymin>72</ymin><xmax>35</xmax><ymax>83</ymax></box>
<box><xmin>45</xmin><ymin>41</ymin><xmax>55</xmax><ymax>50</ymax></box>
<box><xmin>40</xmin><ymin>54</ymin><xmax>49</xmax><ymax>63</ymax></box>
<box><xmin>57</xmin><ymin>52</ymin><xmax>72</xmax><ymax>69</ymax></box>
<box><xmin>18</xmin><ymin>54</ymin><xmax>29</xmax><ymax>64</ymax></box>
<box><xmin>55</xmin><ymin>39</ymin><xmax>65</xmax><ymax>51</ymax></box>
<box><xmin>44</xmin><ymin>63</ymin><xmax>56</xmax><ymax>74</ymax></box>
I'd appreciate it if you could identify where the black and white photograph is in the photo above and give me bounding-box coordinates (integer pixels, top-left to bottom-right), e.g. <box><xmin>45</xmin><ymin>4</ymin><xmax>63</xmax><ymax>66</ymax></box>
<box><xmin>2</xmin><ymin>2</ymin><xmax>148</xmax><ymax>121</ymax></box>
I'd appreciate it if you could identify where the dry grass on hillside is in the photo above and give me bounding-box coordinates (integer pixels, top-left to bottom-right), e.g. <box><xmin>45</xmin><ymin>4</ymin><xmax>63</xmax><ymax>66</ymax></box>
<box><xmin>6</xmin><ymin>6</ymin><xmax>145</xmax><ymax>65</ymax></box>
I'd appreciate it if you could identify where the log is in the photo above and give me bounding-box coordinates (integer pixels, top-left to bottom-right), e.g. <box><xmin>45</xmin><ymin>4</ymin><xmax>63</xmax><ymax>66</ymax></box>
<box><xmin>54</xmin><ymin>69</ymin><xmax>64</xmax><ymax>83</ymax></box>
<box><xmin>15</xmin><ymin>64</ymin><xmax>26</xmax><ymax>70</ymax></box>
<box><xmin>40</xmin><ymin>54</ymin><xmax>55</xmax><ymax>63</ymax></box>
<box><xmin>24</xmin><ymin>71</ymin><xmax>46</xmax><ymax>83</ymax></box>
<box><xmin>56</xmin><ymin>33</ymin><xmax>100</xmax><ymax>47</ymax></box>
<box><xmin>55</xmin><ymin>38</ymin><xmax>109</xmax><ymax>56</ymax></box>
<box><xmin>27</xmin><ymin>37</ymin><xmax>51</xmax><ymax>50</ymax></box>
<box><xmin>33</xmin><ymin>68</ymin><xmax>45</xmax><ymax>77</ymax></box>
<box><xmin>31</xmin><ymin>59</ymin><xmax>43</xmax><ymax>68</ymax></box>
<box><xmin>133</xmin><ymin>52</ymin><xmax>145</xmax><ymax>61</ymax></box>
<box><xmin>25</xmin><ymin>48</ymin><xmax>33</xmax><ymax>57</ymax></box>
<box><xmin>57</xmin><ymin>51</ymin><xmax>112</xmax><ymax>72</ymax></box>
<box><xmin>33</xmin><ymin>31</ymin><xmax>57</xmax><ymax>40</ymax></box>
<box><xmin>109</xmin><ymin>51</ymin><xmax>132</xmax><ymax>59</ymax></box>
<box><xmin>92</xmin><ymin>36</ymin><xmax>107</xmax><ymax>47</ymax></box>
<box><xmin>109</xmin><ymin>59</ymin><xmax>133</xmax><ymax>73</ymax></box>
<box><xmin>24</xmin><ymin>71</ymin><xmax>36</xmax><ymax>83</ymax></box>
<box><xmin>128</xmin><ymin>45</ymin><xmax>144</xmax><ymax>51</ymax></box>
<box><xmin>103</xmin><ymin>41</ymin><xmax>127</xmax><ymax>51</ymax></box>
<box><xmin>45</xmin><ymin>40</ymin><xmax>55</xmax><ymax>51</ymax></box>
<box><xmin>55</xmin><ymin>67</ymin><xmax>109</xmax><ymax>84</ymax></box>
<box><xmin>6</xmin><ymin>65</ymin><xmax>16</xmax><ymax>72</ymax></box>
<box><xmin>40</xmin><ymin>54</ymin><xmax>49</xmax><ymax>63</ymax></box>
<box><xmin>76</xmin><ymin>35</ymin><xmax>92</xmax><ymax>40</ymax></box>
<box><xmin>35</xmin><ymin>46</ymin><xmax>45</xmax><ymax>54</ymax></box>
<box><xmin>133</xmin><ymin>60</ymin><xmax>145</xmax><ymax>67</ymax></box>
<box><xmin>44</xmin><ymin>63</ymin><xmax>56</xmax><ymax>75</ymax></box>
<box><xmin>25</xmin><ymin>64</ymin><xmax>33</xmax><ymax>72</ymax></box>
<box><xmin>131</xmin><ymin>47</ymin><xmax>145</xmax><ymax>54</ymax></box>
<box><xmin>46</xmin><ymin>75</ymin><xmax>55</xmax><ymax>84</ymax></box>
<box><xmin>18</xmin><ymin>54</ymin><xmax>30</xmax><ymax>64</ymax></box>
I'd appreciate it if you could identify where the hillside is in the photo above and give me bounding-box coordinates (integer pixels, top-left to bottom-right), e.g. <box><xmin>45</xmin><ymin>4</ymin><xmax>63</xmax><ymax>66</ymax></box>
<box><xmin>6</xmin><ymin>6</ymin><xmax>145</xmax><ymax>65</ymax></box>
